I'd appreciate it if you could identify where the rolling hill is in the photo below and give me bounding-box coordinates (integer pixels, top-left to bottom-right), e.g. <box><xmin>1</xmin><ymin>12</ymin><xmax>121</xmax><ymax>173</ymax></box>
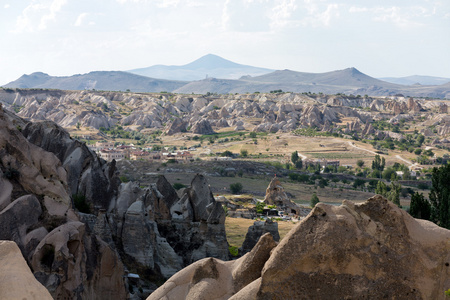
<box><xmin>4</xmin><ymin>71</ymin><xmax>187</xmax><ymax>93</ymax></box>
<box><xmin>379</xmin><ymin>75</ymin><xmax>450</xmax><ymax>86</ymax></box>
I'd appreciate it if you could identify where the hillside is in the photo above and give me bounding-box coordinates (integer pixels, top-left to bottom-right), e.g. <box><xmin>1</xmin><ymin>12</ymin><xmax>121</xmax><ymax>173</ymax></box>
<box><xmin>4</xmin><ymin>71</ymin><xmax>187</xmax><ymax>93</ymax></box>
<box><xmin>128</xmin><ymin>54</ymin><xmax>274</xmax><ymax>81</ymax></box>
<box><xmin>380</xmin><ymin>75</ymin><xmax>450</xmax><ymax>86</ymax></box>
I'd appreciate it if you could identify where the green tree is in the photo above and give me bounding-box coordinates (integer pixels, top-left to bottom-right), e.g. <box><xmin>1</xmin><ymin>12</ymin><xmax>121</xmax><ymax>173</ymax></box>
<box><xmin>310</xmin><ymin>193</ymin><xmax>320</xmax><ymax>207</ymax></box>
<box><xmin>291</xmin><ymin>151</ymin><xmax>299</xmax><ymax>164</ymax></box>
<box><xmin>356</xmin><ymin>159</ymin><xmax>365</xmax><ymax>168</ymax></box>
<box><xmin>295</xmin><ymin>158</ymin><xmax>303</xmax><ymax>169</ymax></box>
<box><xmin>230</xmin><ymin>182</ymin><xmax>243</xmax><ymax>194</ymax></box>
<box><xmin>409</xmin><ymin>192</ymin><xmax>431</xmax><ymax>220</ymax></box>
<box><xmin>240</xmin><ymin>149</ymin><xmax>248</xmax><ymax>157</ymax></box>
<box><xmin>387</xmin><ymin>181</ymin><xmax>401</xmax><ymax>206</ymax></box>
<box><xmin>221</xmin><ymin>150</ymin><xmax>233</xmax><ymax>157</ymax></box>
<box><xmin>372</xmin><ymin>154</ymin><xmax>385</xmax><ymax>171</ymax></box>
<box><xmin>375</xmin><ymin>181</ymin><xmax>388</xmax><ymax>197</ymax></box>
<box><xmin>429</xmin><ymin>164</ymin><xmax>450</xmax><ymax>229</ymax></box>
<box><xmin>353</xmin><ymin>178</ymin><xmax>366</xmax><ymax>189</ymax></box>
<box><xmin>255</xmin><ymin>201</ymin><xmax>265</xmax><ymax>214</ymax></box>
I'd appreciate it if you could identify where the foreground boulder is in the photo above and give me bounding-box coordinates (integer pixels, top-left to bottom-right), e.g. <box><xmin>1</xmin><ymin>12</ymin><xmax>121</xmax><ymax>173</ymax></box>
<box><xmin>148</xmin><ymin>233</ymin><xmax>277</xmax><ymax>300</ymax></box>
<box><xmin>150</xmin><ymin>195</ymin><xmax>450</xmax><ymax>299</ymax></box>
<box><xmin>0</xmin><ymin>240</ymin><xmax>52</xmax><ymax>300</ymax></box>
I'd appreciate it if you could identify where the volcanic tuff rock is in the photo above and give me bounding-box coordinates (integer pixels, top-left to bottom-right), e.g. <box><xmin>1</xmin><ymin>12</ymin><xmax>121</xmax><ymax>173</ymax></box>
<box><xmin>264</xmin><ymin>176</ymin><xmax>307</xmax><ymax>216</ymax></box>
<box><xmin>0</xmin><ymin>107</ymin><xmax>230</xmax><ymax>298</ymax></box>
<box><xmin>150</xmin><ymin>195</ymin><xmax>450</xmax><ymax>299</ymax></box>
<box><xmin>0</xmin><ymin>240</ymin><xmax>53</xmax><ymax>300</ymax></box>
<box><xmin>3</xmin><ymin>89</ymin><xmax>450</xmax><ymax>141</ymax></box>
<box><xmin>191</xmin><ymin>118</ymin><xmax>216</xmax><ymax>135</ymax></box>
<box><xmin>147</xmin><ymin>233</ymin><xmax>278</xmax><ymax>300</ymax></box>
<box><xmin>239</xmin><ymin>219</ymin><xmax>280</xmax><ymax>255</ymax></box>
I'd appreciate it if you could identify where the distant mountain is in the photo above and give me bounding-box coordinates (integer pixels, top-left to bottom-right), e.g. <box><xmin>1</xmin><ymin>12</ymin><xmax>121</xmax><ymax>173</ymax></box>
<box><xmin>174</xmin><ymin>68</ymin><xmax>399</xmax><ymax>95</ymax></box>
<box><xmin>174</xmin><ymin>68</ymin><xmax>450</xmax><ymax>98</ymax></box>
<box><xmin>128</xmin><ymin>54</ymin><xmax>274</xmax><ymax>81</ymax></box>
<box><xmin>379</xmin><ymin>75</ymin><xmax>450</xmax><ymax>86</ymax></box>
<box><xmin>4</xmin><ymin>71</ymin><xmax>187</xmax><ymax>92</ymax></box>
<box><xmin>4</xmin><ymin>61</ymin><xmax>450</xmax><ymax>98</ymax></box>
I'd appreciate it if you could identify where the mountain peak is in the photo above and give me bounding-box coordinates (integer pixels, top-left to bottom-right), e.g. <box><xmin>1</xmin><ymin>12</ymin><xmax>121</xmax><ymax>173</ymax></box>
<box><xmin>184</xmin><ymin>54</ymin><xmax>241</xmax><ymax>69</ymax></box>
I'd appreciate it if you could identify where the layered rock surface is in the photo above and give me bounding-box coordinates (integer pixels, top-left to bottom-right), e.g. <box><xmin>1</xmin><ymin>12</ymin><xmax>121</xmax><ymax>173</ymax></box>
<box><xmin>0</xmin><ymin>106</ymin><xmax>230</xmax><ymax>298</ymax></box>
<box><xmin>150</xmin><ymin>195</ymin><xmax>450</xmax><ymax>300</ymax></box>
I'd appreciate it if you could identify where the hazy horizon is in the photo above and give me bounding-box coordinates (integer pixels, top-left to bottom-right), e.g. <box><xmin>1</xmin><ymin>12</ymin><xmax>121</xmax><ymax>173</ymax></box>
<box><xmin>1</xmin><ymin>0</ymin><xmax>449</xmax><ymax>85</ymax></box>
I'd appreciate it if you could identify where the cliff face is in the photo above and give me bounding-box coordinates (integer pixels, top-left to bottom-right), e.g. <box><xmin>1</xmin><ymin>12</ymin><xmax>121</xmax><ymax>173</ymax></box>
<box><xmin>0</xmin><ymin>105</ymin><xmax>230</xmax><ymax>298</ymax></box>
<box><xmin>150</xmin><ymin>195</ymin><xmax>450</xmax><ymax>300</ymax></box>
<box><xmin>0</xmin><ymin>105</ymin><xmax>127</xmax><ymax>299</ymax></box>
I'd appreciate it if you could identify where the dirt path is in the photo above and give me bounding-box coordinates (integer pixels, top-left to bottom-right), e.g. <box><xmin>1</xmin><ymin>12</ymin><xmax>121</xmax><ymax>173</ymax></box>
<box><xmin>395</xmin><ymin>154</ymin><xmax>414</xmax><ymax>166</ymax></box>
<box><xmin>347</xmin><ymin>141</ymin><xmax>378</xmax><ymax>155</ymax></box>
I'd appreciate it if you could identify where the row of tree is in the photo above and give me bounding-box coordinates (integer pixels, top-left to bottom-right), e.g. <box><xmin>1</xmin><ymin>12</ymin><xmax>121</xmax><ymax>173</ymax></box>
<box><xmin>409</xmin><ymin>164</ymin><xmax>450</xmax><ymax>229</ymax></box>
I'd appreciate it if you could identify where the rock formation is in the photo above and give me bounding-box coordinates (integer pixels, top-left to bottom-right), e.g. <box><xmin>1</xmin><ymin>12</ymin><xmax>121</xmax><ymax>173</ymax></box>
<box><xmin>0</xmin><ymin>107</ymin><xmax>231</xmax><ymax>298</ymax></box>
<box><xmin>0</xmin><ymin>240</ymin><xmax>53</xmax><ymax>300</ymax></box>
<box><xmin>239</xmin><ymin>219</ymin><xmax>280</xmax><ymax>255</ymax></box>
<box><xmin>191</xmin><ymin>118</ymin><xmax>216</xmax><ymax>135</ymax></box>
<box><xmin>150</xmin><ymin>195</ymin><xmax>450</xmax><ymax>299</ymax></box>
<box><xmin>165</xmin><ymin>117</ymin><xmax>188</xmax><ymax>135</ymax></box>
<box><xmin>263</xmin><ymin>176</ymin><xmax>307</xmax><ymax>216</ymax></box>
<box><xmin>147</xmin><ymin>233</ymin><xmax>278</xmax><ymax>300</ymax></box>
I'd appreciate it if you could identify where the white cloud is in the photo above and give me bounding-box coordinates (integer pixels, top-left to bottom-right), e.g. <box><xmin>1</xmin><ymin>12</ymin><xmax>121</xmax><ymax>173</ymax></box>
<box><xmin>74</xmin><ymin>12</ymin><xmax>88</xmax><ymax>27</ymax></box>
<box><xmin>349</xmin><ymin>6</ymin><xmax>368</xmax><ymax>13</ymax></box>
<box><xmin>13</xmin><ymin>0</ymin><xmax>68</xmax><ymax>33</ymax></box>
<box><xmin>302</xmin><ymin>2</ymin><xmax>340</xmax><ymax>27</ymax></box>
<box><xmin>4</xmin><ymin>4</ymin><xmax>10</xmax><ymax>9</ymax></box>
<box><xmin>39</xmin><ymin>0</ymin><xmax>68</xmax><ymax>30</ymax></box>
<box><xmin>14</xmin><ymin>3</ymin><xmax>45</xmax><ymax>33</ymax></box>
<box><xmin>373</xmin><ymin>6</ymin><xmax>423</xmax><ymax>28</ymax></box>
<box><xmin>270</xmin><ymin>0</ymin><xmax>298</xmax><ymax>29</ymax></box>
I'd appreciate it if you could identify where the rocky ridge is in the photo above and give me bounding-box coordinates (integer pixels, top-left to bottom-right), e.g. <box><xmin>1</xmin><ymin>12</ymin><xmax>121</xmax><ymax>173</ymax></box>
<box><xmin>3</xmin><ymin>90</ymin><xmax>450</xmax><ymax>143</ymax></box>
<box><xmin>149</xmin><ymin>195</ymin><xmax>450</xmax><ymax>299</ymax></box>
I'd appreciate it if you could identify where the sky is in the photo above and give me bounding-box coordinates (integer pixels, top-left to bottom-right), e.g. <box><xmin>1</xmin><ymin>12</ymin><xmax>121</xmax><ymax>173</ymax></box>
<box><xmin>1</xmin><ymin>0</ymin><xmax>450</xmax><ymax>85</ymax></box>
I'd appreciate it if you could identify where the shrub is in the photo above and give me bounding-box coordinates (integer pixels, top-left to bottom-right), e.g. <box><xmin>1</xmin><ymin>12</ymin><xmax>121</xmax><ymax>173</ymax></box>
<box><xmin>173</xmin><ymin>183</ymin><xmax>186</xmax><ymax>190</ymax></box>
<box><xmin>310</xmin><ymin>193</ymin><xmax>320</xmax><ymax>207</ymax></box>
<box><xmin>240</xmin><ymin>149</ymin><xmax>248</xmax><ymax>157</ymax></box>
<box><xmin>229</xmin><ymin>246</ymin><xmax>239</xmax><ymax>257</ymax></box>
<box><xmin>72</xmin><ymin>194</ymin><xmax>91</xmax><ymax>214</ymax></box>
<box><xmin>255</xmin><ymin>201</ymin><xmax>265</xmax><ymax>214</ymax></box>
<box><xmin>230</xmin><ymin>182</ymin><xmax>243</xmax><ymax>194</ymax></box>
<box><xmin>119</xmin><ymin>175</ymin><xmax>129</xmax><ymax>183</ymax></box>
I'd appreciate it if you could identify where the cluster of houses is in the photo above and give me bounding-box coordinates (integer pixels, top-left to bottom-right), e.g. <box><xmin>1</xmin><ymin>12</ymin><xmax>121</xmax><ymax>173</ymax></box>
<box><xmin>89</xmin><ymin>141</ymin><xmax>194</xmax><ymax>162</ymax></box>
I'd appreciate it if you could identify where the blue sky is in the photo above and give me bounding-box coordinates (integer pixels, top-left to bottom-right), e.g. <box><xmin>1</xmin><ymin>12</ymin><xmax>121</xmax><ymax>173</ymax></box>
<box><xmin>1</xmin><ymin>0</ymin><xmax>449</xmax><ymax>85</ymax></box>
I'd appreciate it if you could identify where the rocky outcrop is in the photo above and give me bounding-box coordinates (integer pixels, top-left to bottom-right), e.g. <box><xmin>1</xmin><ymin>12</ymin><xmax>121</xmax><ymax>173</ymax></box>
<box><xmin>22</xmin><ymin>120</ymin><xmax>121</xmax><ymax>209</ymax></box>
<box><xmin>148</xmin><ymin>233</ymin><xmax>278</xmax><ymax>300</ymax></box>
<box><xmin>239</xmin><ymin>219</ymin><xmax>280</xmax><ymax>255</ymax></box>
<box><xmin>165</xmin><ymin>117</ymin><xmax>188</xmax><ymax>135</ymax></box>
<box><xmin>31</xmin><ymin>221</ymin><xmax>127</xmax><ymax>300</ymax></box>
<box><xmin>191</xmin><ymin>118</ymin><xmax>216</xmax><ymax>135</ymax></box>
<box><xmin>150</xmin><ymin>195</ymin><xmax>450</xmax><ymax>300</ymax></box>
<box><xmin>263</xmin><ymin>176</ymin><xmax>305</xmax><ymax>215</ymax></box>
<box><xmin>158</xmin><ymin>174</ymin><xmax>229</xmax><ymax>265</ymax></box>
<box><xmin>0</xmin><ymin>240</ymin><xmax>53</xmax><ymax>300</ymax></box>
